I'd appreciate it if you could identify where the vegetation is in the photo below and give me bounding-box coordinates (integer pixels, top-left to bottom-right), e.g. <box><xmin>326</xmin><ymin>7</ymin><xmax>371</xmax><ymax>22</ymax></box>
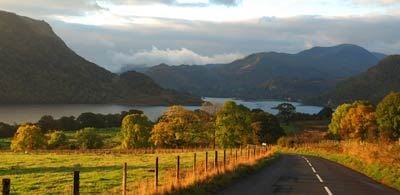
<box><xmin>317</xmin><ymin>55</ymin><xmax>400</xmax><ymax>105</ymax></box>
<box><xmin>75</xmin><ymin>128</ymin><xmax>104</xmax><ymax>149</ymax></box>
<box><xmin>10</xmin><ymin>124</ymin><xmax>46</xmax><ymax>151</ymax></box>
<box><xmin>376</xmin><ymin>92</ymin><xmax>400</xmax><ymax>140</ymax></box>
<box><xmin>47</xmin><ymin>131</ymin><xmax>68</xmax><ymax>149</ymax></box>
<box><xmin>121</xmin><ymin>114</ymin><xmax>153</xmax><ymax>149</ymax></box>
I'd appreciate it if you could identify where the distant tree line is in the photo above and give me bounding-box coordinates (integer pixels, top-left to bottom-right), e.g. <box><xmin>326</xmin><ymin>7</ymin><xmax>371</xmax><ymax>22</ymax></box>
<box><xmin>9</xmin><ymin>101</ymin><xmax>287</xmax><ymax>151</ymax></box>
<box><xmin>0</xmin><ymin>109</ymin><xmax>143</xmax><ymax>138</ymax></box>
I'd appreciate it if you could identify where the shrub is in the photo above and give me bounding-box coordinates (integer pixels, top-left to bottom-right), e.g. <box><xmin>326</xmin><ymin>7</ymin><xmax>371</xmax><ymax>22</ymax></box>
<box><xmin>11</xmin><ymin>124</ymin><xmax>46</xmax><ymax>151</ymax></box>
<box><xmin>376</xmin><ymin>92</ymin><xmax>400</xmax><ymax>140</ymax></box>
<box><xmin>75</xmin><ymin>128</ymin><xmax>103</xmax><ymax>149</ymax></box>
<box><xmin>47</xmin><ymin>131</ymin><xmax>68</xmax><ymax>149</ymax></box>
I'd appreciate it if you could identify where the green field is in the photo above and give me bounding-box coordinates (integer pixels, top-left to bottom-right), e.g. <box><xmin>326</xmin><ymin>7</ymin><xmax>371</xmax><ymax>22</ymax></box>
<box><xmin>0</xmin><ymin>150</ymin><xmax>222</xmax><ymax>194</ymax></box>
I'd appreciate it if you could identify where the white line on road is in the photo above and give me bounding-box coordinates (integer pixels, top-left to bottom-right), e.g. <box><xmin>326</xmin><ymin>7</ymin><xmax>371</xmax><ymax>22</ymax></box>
<box><xmin>311</xmin><ymin>167</ymin><xmax>316</xmax><ymax>173</ymax></box>
<box><xmin>316</xmin><ymin>174</ymin><xmax>324</xmax><ymax>183</ymax></box>
<box><xmin>324</xmin><ymin>186</ymin><xmax>333</xmax><ymax>195</ymax></box>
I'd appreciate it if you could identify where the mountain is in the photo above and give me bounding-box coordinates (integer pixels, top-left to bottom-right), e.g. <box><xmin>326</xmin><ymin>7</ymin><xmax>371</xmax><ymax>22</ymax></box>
<box><xmin>144</xmin><ymin>44</ymin><xmax>384</xmax><ymax>101</ymax></box>
<box><xmin>310</xmin><ymin>55</ymin><xmax>400</xmax><ymax>105</ymax></box>
<box><xmin>0</xmin><ymin>10</ymin><xmax>201</xmax><ymax>105</ymax></box>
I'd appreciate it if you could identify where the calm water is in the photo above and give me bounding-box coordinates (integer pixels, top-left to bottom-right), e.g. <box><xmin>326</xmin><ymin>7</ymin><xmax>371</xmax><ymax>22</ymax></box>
<box><xmin>0</xmin><ymin>97</ymin><xmax>322</xmax><ymax>124</ymax></box>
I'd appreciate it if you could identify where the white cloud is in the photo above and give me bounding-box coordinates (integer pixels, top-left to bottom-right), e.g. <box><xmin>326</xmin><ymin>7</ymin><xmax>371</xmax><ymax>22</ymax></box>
<box><xmin>351</xmin><ymin>0</ymin><xmax>400</xmax><ymax>5</ymax></box>
<box><xmin>111</xmin><ymin>46</ymin><xmax>244</xmax><ymax>70</ymax></box>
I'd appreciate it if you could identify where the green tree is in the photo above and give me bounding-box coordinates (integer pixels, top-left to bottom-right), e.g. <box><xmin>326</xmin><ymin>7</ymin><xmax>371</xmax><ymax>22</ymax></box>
<box><xmin>329</xmin><ymin>103</ymin><xmax>352</xmax><ymax>137</ymax></box>
<box><xmin>11</xmin><ymin>124</ymin><xmax>46</xmax><ymax>151</ymax></box>
<box><xmin>376</xmin><ymin>92</ymin><xmax>400</xmax><ymax>140</ymax></box>
<box><xmin>215</xmin><ymin>101</ymin><xmax>252</xmax><ymax>148</ymax></box>
<box><xmin>121</xmin><ymin>114</ymin><xmax>153</xmax><ymax>149</ymax></box>
<box><xmin>37</xmin><ymin>115</ymin><xmax>58</xmax><ymax>132</ymax></box>
<box><xmin>75</xmin><ymin>128</ymin><xmax>103</xmax><ymax>149</ymax></box>
<box><xmin>47</xmin><ymin>131</ymin><xmax>68</xmax><ymax>149</ymax></box>
<box><xmin>251</xmin><ymin>109</ymin><xmax>284</xmax><ymax>144</ymax></box>
<box><xmin>276</xmin><ymin>103</ymin><xmax>296</xmax><ymax>124</ymax></box>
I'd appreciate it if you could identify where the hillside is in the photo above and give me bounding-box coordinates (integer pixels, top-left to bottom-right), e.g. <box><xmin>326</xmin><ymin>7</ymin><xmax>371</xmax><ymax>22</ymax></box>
<box><xmin>144</xmin><ymin>44</ymin><xmax>383</xmax><ymax>100</ymax></box>
<box><xmin>311</xmin><ymin>55</ymin><xmax>400</xmax><ymax>105</ymax></box>
<box><xmin>0</xmin><ymin>10</ymin><xmax>201</xmax><ymax>105</ymax></box>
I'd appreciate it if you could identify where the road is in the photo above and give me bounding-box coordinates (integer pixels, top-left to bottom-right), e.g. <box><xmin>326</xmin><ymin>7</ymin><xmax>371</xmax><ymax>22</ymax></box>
<box><xmin>217</xmin><ymin>154</ymin><xmax>400</xmax><ymax>195</ymax></box>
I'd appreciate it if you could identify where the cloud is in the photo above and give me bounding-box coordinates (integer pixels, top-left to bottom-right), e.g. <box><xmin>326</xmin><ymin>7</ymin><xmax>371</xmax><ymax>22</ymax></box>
<box><xmin>351</xmin><ymin>0</ymin><xmax>400</xmax><ymax>5</ymax></box>
<box><xmin>209</xmin><ymin>0</ymin><xmax>242</xmax><ymax>6</ymax></box>
<box><xmin>111</xmin><ymin>47</ymin><xmax>244</xmax><ymax>71</ymax></box>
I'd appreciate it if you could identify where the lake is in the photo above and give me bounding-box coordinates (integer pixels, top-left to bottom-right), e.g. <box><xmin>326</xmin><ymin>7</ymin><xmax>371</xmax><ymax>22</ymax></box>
<box><xmin>0</xmin><ymin>97</ymin><xmax>322</xmax><ymax>124</ymax></box>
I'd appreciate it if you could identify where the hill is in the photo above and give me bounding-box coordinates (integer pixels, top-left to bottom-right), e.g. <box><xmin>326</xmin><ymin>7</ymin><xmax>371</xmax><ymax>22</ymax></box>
<box><xmin>0</xmin><ymin>10</ymin><xmax>201</xmax><ymax>105</ymax></box>
<box><xmin>310</xmin><ymin>55</ymin><xmax>400</xmax><ymax>105</ymax></box>
<box><xmin>144</xmin><ymin>44</ymin><xmax>384</xmax><ymax>101</ymax></box>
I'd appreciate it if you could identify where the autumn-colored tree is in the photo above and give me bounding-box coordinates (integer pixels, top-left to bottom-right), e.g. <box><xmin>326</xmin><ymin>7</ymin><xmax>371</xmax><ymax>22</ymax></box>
<box><xmin>11</xmin><ymin>124</ymin><xmax>47</xmax><ymax>151</ymax></box>
<box><xmin>215</xmin><ymin>101</ymin><xmax>252</xmax><ymax>148</ymax></box>
<box><xmin>376</xmin><ymin>92</ymin><xmax>400</xmax><ymax>140</ymax></box>
<box><xmin>329</xmin><ymin>103</ymin><xmax>352</xmax><ymax>137</ymax></box>
<box><xmin>121</xmin><ymin>114</ymin><xmax>153</xmax><ymax>149</ymax></box>
<box><xmin>339</xmin><ymin>104</ymin><xmax>377</xmax><ymax>140</ymax></box>
<box><xmin>151</xmin><ymin>106</ymin><xmax>211</xmax><ymax>148</ymax></box>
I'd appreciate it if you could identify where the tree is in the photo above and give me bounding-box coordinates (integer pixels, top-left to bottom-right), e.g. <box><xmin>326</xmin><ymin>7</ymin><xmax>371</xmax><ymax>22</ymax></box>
<box><xmin>339</xmin><ymin>104</ymin><xmax>377</xmax><ymax>140</ymax></box>
<box><xmin>75</xmin><ymin>128</ymin><xmax>103</xmax><ymax>149</ymax></box>
<box><xmin>151</xmin><ymin>106</ymin><xmax>206</xmax><ymax>148</ymax></box>
<box><xmin>215</xmin><ymin>101</ymin><xmax>252</xmax><ymax>148</ymax></box>
<box><xmin>47</xmin><ymin>131</ymin><xmax>68</xmax><ymax>149</ymax></box>
<box><xmin>11</xmin><ymin>124</ymin><xmax>46</xmax><ymax>151</ymax></box>
<box><xmin>317</xmin><ymin>107</ymin><xmax>334</xmax><ymax>119</ymax></box>
<box><xmin>329</xmin><ymin>103</ymin><xmax>352</xmax><ymax>137</ymax></box>
<box><xmin>251</xmin><ymin>109</ymin><xmax>284</xmax><ymax>144</ymax></box>
<box><xmin>276</xmin><ymin>103</ymin><xmax>296</xmax><ymax>124</ymax></box>
<box><xmin>121</xmin><ymin>114</ymin><xmax>153</xmax><ymax>149</ymax></box>
<box><xmin>37</xmin><ymin>115</ymin><xmax>58</xmax><ymax>132</ymax></box>
<box><xmin>0</xmin><ymin>122</ymin><xmax>17</xmax><ymax>138</ymax></box>
<box><xmin>376</xmin><ymin>92</ymin><xmax>400</xmax><ymax>140</ymax></box>
<box><xmin>57</xmin><ymin>116</ymin><xmax>79</xmax><ymax>131</ymax></box>
<box><xmin>77</xmin><ymin>112</ymin><xmax>105</xmax><ymax>128</ymax></box>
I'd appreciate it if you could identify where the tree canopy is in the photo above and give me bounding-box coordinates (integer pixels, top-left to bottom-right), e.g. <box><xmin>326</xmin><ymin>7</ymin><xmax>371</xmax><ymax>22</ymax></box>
<box><xmin>376</xmin><ymin>92</ymin><xmax>400</xmax><ymax>140</ymax></box>
<box><xmin>121</xmin><ymin>114</ymin><xmax>153</xmax><ymax>149</ymax></box>
<box><xmin>11</xmin><ymin>124</ymin><xmax>46</xmax><ymax>151</ymax></box>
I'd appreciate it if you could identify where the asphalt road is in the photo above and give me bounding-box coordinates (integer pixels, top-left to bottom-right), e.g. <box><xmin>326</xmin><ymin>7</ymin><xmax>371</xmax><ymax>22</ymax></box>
<box><xmin>217</xmin><ymin>154</ymin><xmax>400</xmax><ymax>195</ymax></box>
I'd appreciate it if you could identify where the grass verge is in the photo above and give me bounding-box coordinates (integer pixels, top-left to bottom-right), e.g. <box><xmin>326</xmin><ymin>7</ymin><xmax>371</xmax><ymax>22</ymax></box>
<box><xmin>279</xmin><ymin>142</ymin><xmax>400</xmax><ymax>191</ymax></box>
<box><xmin>169</xmin><ymin>153</ymin><xmax>280</xmax><ymax>195</ymax></box>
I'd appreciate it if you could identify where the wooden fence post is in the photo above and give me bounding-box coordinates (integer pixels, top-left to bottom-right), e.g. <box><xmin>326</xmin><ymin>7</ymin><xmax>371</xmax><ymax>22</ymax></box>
<box><xmin>193</xmin><ymin>153</ymin><xmax>197</xmax><ymax>179</ymax></box>
<box><xmin>122</xmin><ymin>162</ymin><xmax>127</xmax><ymax>195</ymax></box>
<box><xmin>176</xmin><ymin>155</ymin><xmax>180</xmax><ymax>184</ymax></box>
<box><xmin>253</xmin><ymin>147</ymin><xmax>256</xmax><ymax>158</ymax></box>
<box><xmin>2</xmin><ymin>178</ymin><xmax>10</xmax><ymax>195</ymax></box>
<box><xmin>73</xmin><ymin>171</ymin><xmax>80</xmax><ymax>195</ymax></box>
<box><xmin>214</xmin><ymin>151</ymin><xmax>218</xmax><ymax>172</ymax></box>
<box><xmin>155</xmin><ymin>157</ymin><xmax>159</xmax><ymax>193</ymax></box>
<box><xmin>247</xmin><ymin>148</ymin><xmax>250</xmax><ymax>160</ymax></box>
<box><xmin>223</xmin><ymin>150</ymin><xmax>226</xmax><ymax>170</ymax></box>
<box><xmin>205</xmin><ymin>151</ymin><xmax>208</xmax><ymax>173</ymax></box>
<box><xmin>235</xmin><ymin>149</ymin><xmax>238</xmax><ymax>164</ymax></box>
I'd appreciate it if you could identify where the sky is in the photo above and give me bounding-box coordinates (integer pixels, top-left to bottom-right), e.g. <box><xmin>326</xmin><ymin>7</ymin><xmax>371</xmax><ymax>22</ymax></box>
<box><xmin>1</xmin><ymin>0</ymin><xmax>400</xmax><ymax>72</ymax></box>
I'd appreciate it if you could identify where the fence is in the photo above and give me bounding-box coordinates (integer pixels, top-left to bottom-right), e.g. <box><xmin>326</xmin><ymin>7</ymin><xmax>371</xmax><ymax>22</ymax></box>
<box><xmin>1</xmin><ymin>145</ymin><xmax>273</xmax><ymax>195</ymax></box>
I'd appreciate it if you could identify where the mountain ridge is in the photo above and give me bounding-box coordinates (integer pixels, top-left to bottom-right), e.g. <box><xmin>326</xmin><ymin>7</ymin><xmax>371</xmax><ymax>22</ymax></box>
<box><xmin>0</xmin><ymin>10</ymin><xmax>201</xmax><ymax>105</ymax></box>
<box><xmin>143</xmin><ymin>44</ymin><xmax>385</xmax><ymax>101</ymax></box>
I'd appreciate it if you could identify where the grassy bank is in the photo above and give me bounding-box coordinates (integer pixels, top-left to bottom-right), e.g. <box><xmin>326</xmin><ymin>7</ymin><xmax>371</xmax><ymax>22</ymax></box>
<box><xmin>170</xmin><ymin>153</ymin><xmax>279</xmax><ymax>195</ymax></box>
<box><xmin>279</xmin><ymin>141</ymin><xmax>400</xmax><ymax>191</ymax></box>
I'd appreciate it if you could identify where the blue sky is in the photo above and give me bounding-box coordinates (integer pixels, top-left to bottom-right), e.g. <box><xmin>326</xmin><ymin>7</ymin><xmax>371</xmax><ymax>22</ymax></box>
<box><xmin>1</xmin><ymin>0</ymin><xmax>400</xmax><ymax>72</ymax></box>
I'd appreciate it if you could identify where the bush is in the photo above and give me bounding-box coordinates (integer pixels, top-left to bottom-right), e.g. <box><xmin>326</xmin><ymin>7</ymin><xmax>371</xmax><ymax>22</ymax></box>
<box><xmin>277</xmin><ymin>137</ymin><xmax>297</xmax><ymax>148</ymax></box>
<box><xmin>47</xmin><ymin>131</ymin><xmax>68</xmax><ymax>149</ymax></box>
<box><xmin>75</xmin><ymin>128</ymin><xmax>103</xmax><ymax>149</ymax></box>
<box><xmin>11</xmin><ymin>124</ymin><xmax>46</xmax><ymax>151</ymax></box>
